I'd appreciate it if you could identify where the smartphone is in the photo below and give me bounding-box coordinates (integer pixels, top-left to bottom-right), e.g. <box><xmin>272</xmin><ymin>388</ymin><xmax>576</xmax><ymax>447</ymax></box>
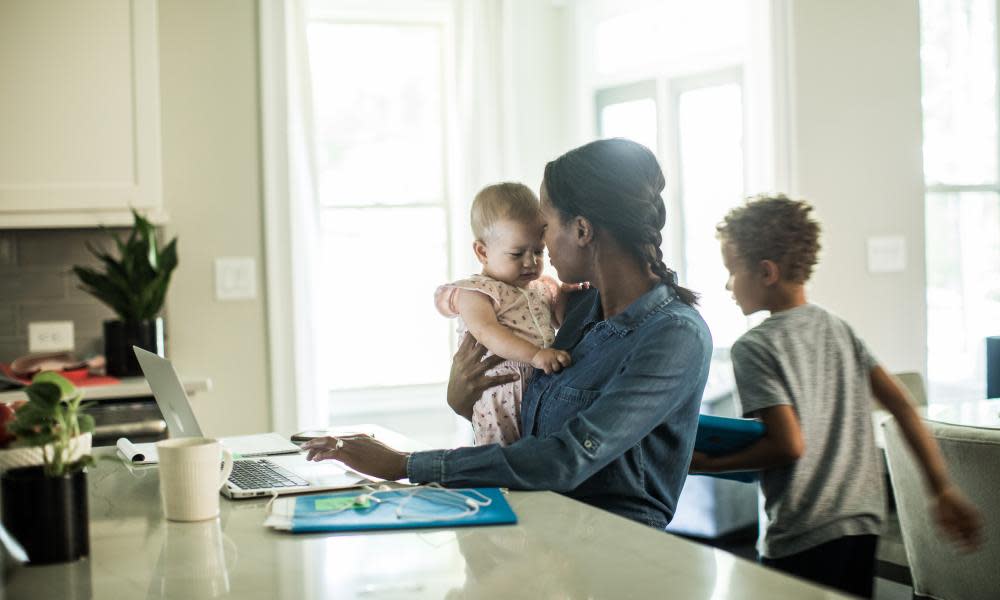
<box><xmin>290</xmin><ymin>430</ymin><xmax>335</xmax><ymax>446</ymax></box>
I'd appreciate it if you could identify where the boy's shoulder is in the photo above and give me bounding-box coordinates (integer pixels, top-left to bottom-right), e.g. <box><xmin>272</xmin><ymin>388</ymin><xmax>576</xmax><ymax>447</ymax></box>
<box><xmin>740</xmin><ymin>303</ymin><xmax>847</xmax><ymax>338</ymax></box>
<box><xmin>732</xmin><ymin>303</ymin><xmax>869</xmax><ymax>366</ymax></box>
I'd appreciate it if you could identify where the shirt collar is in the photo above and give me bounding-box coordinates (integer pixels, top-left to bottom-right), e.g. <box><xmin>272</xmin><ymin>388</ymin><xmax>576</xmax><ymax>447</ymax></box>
<box><xmin>600</xmin><ymin>283</ymin><xmax>675</xmax><ymax>335</ymax></box>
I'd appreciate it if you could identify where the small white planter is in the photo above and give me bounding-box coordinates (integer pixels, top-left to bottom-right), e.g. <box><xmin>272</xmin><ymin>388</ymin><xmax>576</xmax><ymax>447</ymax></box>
<box><xmin>0</xmin><ymin>433</ymin><xmax>92</xmax><ymax>475</ymax></box>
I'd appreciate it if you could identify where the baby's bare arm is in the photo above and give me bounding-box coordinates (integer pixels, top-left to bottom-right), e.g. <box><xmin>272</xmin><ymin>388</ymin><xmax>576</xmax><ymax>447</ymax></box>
<box><xmin>456</xmin><ymin>290</ymin><xmax>542</xmax><ymax>364</ymax></box>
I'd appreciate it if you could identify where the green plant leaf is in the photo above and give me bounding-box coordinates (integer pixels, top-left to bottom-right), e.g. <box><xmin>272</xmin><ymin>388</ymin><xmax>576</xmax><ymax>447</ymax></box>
<box><xmin>132</xmin><ymin>209</ymin><xmax>159</xmax><ymax>271</ymax></box>
<box><xmin>9</xmin><ymin>400</ymin><xmax>54</xmax><ymax>428</ymax></box>
<box><xmin>72</xmin><ymin>210</ymin><xmax>177</xmax><ymax>323</ymax></box>
<box><xmin>31</xmin><ymin>371</ymin><xmax>77</xmax><ymax>399</ymax></box>
<box><xmin>78</xmin><ymin>413</ymin><xmax>95</xmax><ymax>434</ymax></box>
<box><xmin>24</xmin><ymin>381</ymin><xmax>62</xmax><ymax>409</ymax></box>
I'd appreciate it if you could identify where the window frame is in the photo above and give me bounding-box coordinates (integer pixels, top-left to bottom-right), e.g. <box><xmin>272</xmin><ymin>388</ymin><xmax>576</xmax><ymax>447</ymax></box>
<box><xmin>594</xmin><ymin>67</ymin><xmax>750</xmax><ymax>348</ymax></box>
<box><xmin>311</xmin><ymin>9</ymin><xmax>458</xmax><ymax>413</ymax></box>
<box><xmin>920</xmin><ymin>0</ymin><xmax>1000</xmax><ymax>398</ymax></box>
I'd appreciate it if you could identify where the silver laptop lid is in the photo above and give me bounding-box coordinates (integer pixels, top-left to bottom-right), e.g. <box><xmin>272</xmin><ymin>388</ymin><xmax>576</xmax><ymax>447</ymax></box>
<box><xmin>133</xmin><ymin>347</ymin><xmax>203</xmax><ymax>438</ymax></box>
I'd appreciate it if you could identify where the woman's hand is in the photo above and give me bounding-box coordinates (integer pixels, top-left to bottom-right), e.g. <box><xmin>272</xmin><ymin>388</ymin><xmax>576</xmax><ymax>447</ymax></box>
<box><xmin>447</xmin><ymin>335</ymin><xmax>519</xmax><ymax>420</ymax></box>
<box><xmin>302</xmin><ymin>435</ymin><xmax>410</xmax><ymax>481</ymax></box>
<box><xmin>931</xmin><ymin>485</ymin><xmax>984</xmax><ymax>552</ymax></box>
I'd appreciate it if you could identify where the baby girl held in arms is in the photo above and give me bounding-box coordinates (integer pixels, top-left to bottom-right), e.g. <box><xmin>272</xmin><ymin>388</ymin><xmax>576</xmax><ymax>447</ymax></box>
<box><xmin>436</xmin><ymin>183</ymin><xmax>585</xmax><ymax>447</ymax></box>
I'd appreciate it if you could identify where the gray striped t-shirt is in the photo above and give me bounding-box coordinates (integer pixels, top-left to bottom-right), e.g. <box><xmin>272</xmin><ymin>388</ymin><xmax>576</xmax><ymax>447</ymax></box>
<box><xmin>732</xmin><ymin>303</ymin><xmax>885</xmax><ymax>558</ymax></box>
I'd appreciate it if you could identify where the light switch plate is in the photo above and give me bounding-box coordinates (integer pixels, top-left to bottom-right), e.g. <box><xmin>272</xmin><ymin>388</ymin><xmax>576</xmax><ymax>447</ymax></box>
<box><xmin>215</xmin><ymin>257</ymin><xmax>257</xmax><ymax>300</ymax></box>
<box><xmin>28</xmin><ymin>321</ymin><xmax>75</xmax><ymax>353</ymax></box>
<box><xmin>867</xmin><ymin>235</ymin><xmax>906</xmax><ymax>273</ymax></box>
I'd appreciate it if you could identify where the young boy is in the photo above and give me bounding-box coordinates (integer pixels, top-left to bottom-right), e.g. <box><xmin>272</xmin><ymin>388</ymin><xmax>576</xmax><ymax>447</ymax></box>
<box><xmin>691</xmin><ymin>195</ymin><xmax>982</xmax><ymax>598</ymax></box>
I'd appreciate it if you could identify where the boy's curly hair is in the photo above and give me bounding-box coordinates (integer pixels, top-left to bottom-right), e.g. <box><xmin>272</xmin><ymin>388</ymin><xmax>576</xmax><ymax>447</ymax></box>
<box><xmin>717</xmin><ymin>195</ymin><xmax>821</xmax><ymax>283</ymax></box>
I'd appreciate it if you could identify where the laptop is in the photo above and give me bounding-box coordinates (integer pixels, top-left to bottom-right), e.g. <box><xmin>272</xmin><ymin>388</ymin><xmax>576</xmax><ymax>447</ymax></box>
<box><xmin>133</xmin><ymin>347</ymin><xmax>369</xmax><ymax>499</ymax></box>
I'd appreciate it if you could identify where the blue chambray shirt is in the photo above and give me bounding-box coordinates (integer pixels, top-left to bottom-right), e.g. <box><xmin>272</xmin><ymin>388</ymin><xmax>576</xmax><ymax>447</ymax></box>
<box><xmin>407</xmin><ymin>283</ymin><xmax>712</xmax><ymax>529</ymax></box>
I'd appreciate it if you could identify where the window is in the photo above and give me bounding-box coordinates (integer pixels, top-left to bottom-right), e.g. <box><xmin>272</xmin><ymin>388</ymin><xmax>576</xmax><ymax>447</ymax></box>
<box><xmin>596</xmin><ymin>72</ymin><xmax>750</xmax><ymax>349</ymax></box>
<box><xmin>675</xmin><ymin>76</ymin><xmax>747</xmax><ymax>347</ymax></box>
<box><xmin>306</xmin><ymin>15</ymin><xmax>455</xmax><ymax>402</ymax></box>
<box><xmin>921</xmin><ymin>0</ymin><xmax>1000</xmax><ymax>399</ymax></box>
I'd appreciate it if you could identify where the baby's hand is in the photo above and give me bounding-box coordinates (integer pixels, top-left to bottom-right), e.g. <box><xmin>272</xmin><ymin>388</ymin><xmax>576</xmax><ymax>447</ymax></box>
<box><xmin>560</xmin><ymin>281</ymin><xmax>591</xmax><ymax>293</ymax></box>
<box><xmin>531</xmin><ymin>348</ymin><xmax>571</xmax><ymax>374</ymax></box>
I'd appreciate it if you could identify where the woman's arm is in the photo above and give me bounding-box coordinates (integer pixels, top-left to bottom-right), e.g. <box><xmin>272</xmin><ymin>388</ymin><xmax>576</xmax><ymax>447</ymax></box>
<box><xmin>458</xmin><ymin>290</ymin><xmax>570</xmax><ymax>373</ymax></box>
<box><xmin>689</xmin><ymin>405</ymin><xmax>804</xmax><ymax>473</ymax></box>
<box><xmin>407</xmin><ymin>317</ymin><xmax>711</xmax><ymax>491</ymax></box>
<box><xmin>446</xmin><ymin>335</ymin><xmax>519</xmax><ymax>421</ymax></box>
<box><xmin>870</xmin><ymin>366</ymin><xmax>982</xmax><ymax>550</ymax></box>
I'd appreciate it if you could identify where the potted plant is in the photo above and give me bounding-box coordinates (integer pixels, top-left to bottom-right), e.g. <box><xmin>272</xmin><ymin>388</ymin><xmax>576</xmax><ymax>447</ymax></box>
<box><xmin>73</xmin><ymin>209</ymin><xmax>178</xmax><ymax>377</ymax></box>
<box><xmin>0</xmin><ymin>372</ymin><xmax>95</xmax><ymax>564</ymax></box>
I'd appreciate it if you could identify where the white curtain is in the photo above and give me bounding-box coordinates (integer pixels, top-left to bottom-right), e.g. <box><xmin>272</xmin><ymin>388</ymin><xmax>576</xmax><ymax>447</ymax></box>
<box><xmin>261</xmin><ymin>0</ymin><xmax>326</xmax><ymax>432</ymax></box>
<box><xmin>455</xmin><ymin>0</ymin><xmax>516</xmax><ymax>198</ymax></box>
<box><xmin>264</xmin><ymin>0</ymin><xmax>516</xmax><ymax>432</ymax></box>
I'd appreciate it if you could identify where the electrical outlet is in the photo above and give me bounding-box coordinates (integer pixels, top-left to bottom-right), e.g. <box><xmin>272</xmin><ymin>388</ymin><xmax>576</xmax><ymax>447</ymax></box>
<box><xmin>28</xmin><ymin>321</ymin><xmax>75</xmax><ymax>353</ymax></box>
<box><xmin>215</xmin><ymin>257</ymin><xmax>257</xmax><ymax>301</ymax></box>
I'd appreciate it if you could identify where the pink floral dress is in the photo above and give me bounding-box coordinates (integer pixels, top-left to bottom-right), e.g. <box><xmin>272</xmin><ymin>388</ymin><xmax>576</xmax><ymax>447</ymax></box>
<box><xmin>435</xmin><ymin>274</ymin><xmax>558</xmax><ymax>446</ymax></box>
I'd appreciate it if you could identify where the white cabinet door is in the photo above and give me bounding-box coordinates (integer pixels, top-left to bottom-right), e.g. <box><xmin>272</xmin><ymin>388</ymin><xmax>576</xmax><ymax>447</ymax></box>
<box><xmin>0</xmin><ymin>0</ymin><xmax>163</xmax><ymax>228</ymax></box>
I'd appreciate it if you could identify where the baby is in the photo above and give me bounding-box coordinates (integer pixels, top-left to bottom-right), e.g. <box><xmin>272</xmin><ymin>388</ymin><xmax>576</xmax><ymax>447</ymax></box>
<box><xmin>435</xmin><ymin>183</ymin><xmax>575</xmax><ymax>446</ymax></box>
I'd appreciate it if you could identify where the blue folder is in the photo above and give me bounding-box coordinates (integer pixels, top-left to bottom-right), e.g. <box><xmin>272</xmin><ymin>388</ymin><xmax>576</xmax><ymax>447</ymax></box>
<box><xmin>289</xmin><ymin>487</ymin><xmax>517</xmax><ymax>533</ymax></box>
<box><xmin>694</xmin><ymin>414</ymin><xmax>766</xmax><ymax>483</ymax></box>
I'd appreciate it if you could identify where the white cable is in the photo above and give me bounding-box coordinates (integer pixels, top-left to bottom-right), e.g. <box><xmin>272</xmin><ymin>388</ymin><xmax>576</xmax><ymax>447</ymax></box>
<box><xmin>265</xmin><ymin>490</ymin><xmax>281</xmax><ymax>514</ymax></box>
<box><xmin>279</xmin><ymin>484</ymin><xmax>492</xmax><ymax>522</ymax></box>
<box><xmin>394</xmin><ymin>484</ymin><xmax>492</xmax><ymax>522</ymax></box>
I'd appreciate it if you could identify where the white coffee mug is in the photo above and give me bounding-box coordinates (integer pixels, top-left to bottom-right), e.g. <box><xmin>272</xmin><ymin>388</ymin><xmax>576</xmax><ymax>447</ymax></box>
<box><xmin>156</xmin><ymin>438</ymin><xmax>234</xmax><ymax>522</ymax></box>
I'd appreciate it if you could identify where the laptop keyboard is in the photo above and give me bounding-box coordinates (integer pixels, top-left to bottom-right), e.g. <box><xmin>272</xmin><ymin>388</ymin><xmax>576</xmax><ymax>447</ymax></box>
<box><xmin>228</xmin><ymin>459</ymin><xmax>309</xmax><ymax>490</ymax></box>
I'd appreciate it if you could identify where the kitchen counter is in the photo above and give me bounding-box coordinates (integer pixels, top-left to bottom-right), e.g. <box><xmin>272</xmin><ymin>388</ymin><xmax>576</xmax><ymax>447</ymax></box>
<box><xmin>0</xmin><ymin>377</ymin><xmax>212</xmax><ymax>446</ymax></box>
<box><xmin>0</xmin><ymin>377</ymin><xmax>211</xmax><ymax>404</ymax></box>
<box><xmin>3</xmin><ymin>425</ymin><xmax>846</xmax><ymax>599</ymax></box>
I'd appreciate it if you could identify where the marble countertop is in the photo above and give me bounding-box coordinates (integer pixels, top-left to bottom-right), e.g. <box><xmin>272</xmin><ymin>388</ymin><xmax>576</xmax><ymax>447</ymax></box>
<box><xmin>2</xmin><ymin>427</ymin><xmax>846</xmax><ymax>599</ymax></box>
<box><xmin>0</xmin><ymin>377</ymin><xmax>211</xmax><ymax>404</ymax></box>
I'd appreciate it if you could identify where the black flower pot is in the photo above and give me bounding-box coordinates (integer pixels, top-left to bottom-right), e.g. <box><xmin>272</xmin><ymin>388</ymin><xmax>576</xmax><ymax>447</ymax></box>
<box><xmin>1</xmin><ymin>465</ymin><xmax>89</xmax><ymax>565</ymax></box>
<box><xmin>104</xmin><ymin>318</ymin><xmax>165</xmax><ymax>377</ymax></box>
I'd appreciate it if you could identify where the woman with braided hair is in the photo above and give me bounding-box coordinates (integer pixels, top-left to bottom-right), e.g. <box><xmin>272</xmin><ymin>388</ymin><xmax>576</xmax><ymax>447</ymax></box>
<box><xmin>304</xmin><ymin>138</ymin><xmax>712</xmax><ymax>530</ymax></box>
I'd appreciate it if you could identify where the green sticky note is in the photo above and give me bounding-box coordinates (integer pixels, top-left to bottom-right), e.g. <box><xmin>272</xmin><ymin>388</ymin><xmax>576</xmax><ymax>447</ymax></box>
<box><xmin>314</xmin><ymin>496</ymin><xmax>369</xmax><ymax>512</ymax></box>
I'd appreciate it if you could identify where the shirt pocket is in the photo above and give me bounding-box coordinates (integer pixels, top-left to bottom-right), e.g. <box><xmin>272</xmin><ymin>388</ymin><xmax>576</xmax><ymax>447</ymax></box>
<box><xmin>536</xmin><ymin>384</ymin><xmax>601</xmax><ymax>437</ymax></box>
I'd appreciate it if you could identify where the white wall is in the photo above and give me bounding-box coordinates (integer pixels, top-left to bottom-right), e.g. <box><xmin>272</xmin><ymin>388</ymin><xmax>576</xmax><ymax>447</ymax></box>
<box><xmin>159</xmin><ymin>0</ymin><xmax>271</xmax><ymax>436</ymax></box>
<box><xmin>507</xmin><ymin>0</ymin><xmax>572</xmax><ymax>188</ymax></box>
<box><xmin>785</xmin><ymin>0</ymin><xmax>927</xmax><ymax>374</ymax></box>
<box><xmin>152</xmin><ymin>0</ymin><xmax>928</xmax><ymax>438</ymax></box>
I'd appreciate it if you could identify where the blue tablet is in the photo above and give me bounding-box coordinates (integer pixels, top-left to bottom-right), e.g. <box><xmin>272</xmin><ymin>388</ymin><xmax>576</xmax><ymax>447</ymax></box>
<box><xmin>694</xmin><ymin>414</ymin><xmax>766</xmax><ymax>483</ymax></box>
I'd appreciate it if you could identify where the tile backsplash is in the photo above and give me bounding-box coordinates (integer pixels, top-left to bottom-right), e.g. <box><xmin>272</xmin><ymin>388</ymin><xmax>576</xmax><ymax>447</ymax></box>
<box><xmin>0</xmin><ymin>228</ymin><xmax>132</xmax><ymax>363</ymax></box>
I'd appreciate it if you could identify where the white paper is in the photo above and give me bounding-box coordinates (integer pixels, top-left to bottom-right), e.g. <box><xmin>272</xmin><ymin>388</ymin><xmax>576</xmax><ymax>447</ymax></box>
<box><xmin>116</xmin><ymin>437</ymin><xmax>159</xmax><ymax>464</ymax></box>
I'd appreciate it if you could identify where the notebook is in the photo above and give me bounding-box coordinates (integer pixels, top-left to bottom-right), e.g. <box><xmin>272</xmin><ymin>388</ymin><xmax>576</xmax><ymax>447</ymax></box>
<box><xmin>265</xmin><ymin>487</ymin><xmax>517</xmax><ymax>533</ymax></box>
<box><xmin>694</xmin><ymin>414</ymin><xmax>766</xmax><ymax>483</ymax></box>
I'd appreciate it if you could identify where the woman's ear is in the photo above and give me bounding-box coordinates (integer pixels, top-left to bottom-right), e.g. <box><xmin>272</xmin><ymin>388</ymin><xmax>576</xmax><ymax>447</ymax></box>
<box><xmin>473</xmin><ymin>240</ymin><xmax>489</xmax><ymax>265</ymax></box>
<box><xmin>574</xmin><ymin>216</ymin><xmax>594</xmax><ymax>247</ymax></box>
<box><xmin>759</xmin><ymin>259</ymin><xmax>781</xmax><ymax>286</ymax></box>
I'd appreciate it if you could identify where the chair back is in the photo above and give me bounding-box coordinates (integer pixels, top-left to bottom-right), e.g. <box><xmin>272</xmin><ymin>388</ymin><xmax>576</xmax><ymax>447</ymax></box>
<box><xmin>893</xmin><ymin>371</ymin><xmax>927</xmax><ymax>406</ymax></box>
<box><xmin>882</xmin><ymin>418</ymin><xmax>1000</xmax><ymax>600</ymax></box>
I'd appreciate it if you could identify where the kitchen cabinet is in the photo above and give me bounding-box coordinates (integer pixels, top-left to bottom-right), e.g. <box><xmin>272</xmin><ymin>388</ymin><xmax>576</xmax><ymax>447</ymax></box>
<box><xmin>0</xmin><ymin>0</ymin><xmax>164</xmax><ymax>228</ymax></box>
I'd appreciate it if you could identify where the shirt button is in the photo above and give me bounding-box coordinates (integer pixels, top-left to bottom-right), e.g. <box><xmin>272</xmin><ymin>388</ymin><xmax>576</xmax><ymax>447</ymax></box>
<box><xmin>584</xmin><ymin>440</ymin><xmax>593</xmax><ymax>449</ymax></box>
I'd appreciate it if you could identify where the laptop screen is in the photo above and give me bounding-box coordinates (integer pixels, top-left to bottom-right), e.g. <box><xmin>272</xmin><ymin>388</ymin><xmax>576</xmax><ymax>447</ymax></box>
<box><xmin>133</xmin><ymin>347</ymin><xmax>204</xmax><ymax>438</ymax></box>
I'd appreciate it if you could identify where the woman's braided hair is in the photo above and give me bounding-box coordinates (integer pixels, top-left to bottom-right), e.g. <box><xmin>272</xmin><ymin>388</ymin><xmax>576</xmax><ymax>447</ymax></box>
<box><xmin>542</xmin><ymin>138</ymin><xmax>698</xmax><ymax>306</ymax></box>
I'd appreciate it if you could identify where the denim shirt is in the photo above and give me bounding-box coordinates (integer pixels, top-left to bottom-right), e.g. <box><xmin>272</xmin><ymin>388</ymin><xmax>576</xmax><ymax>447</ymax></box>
<box><xmin>407</xmin><ymin>283</ymin><xmax>712</xmax><ymax>529</ymax></box>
